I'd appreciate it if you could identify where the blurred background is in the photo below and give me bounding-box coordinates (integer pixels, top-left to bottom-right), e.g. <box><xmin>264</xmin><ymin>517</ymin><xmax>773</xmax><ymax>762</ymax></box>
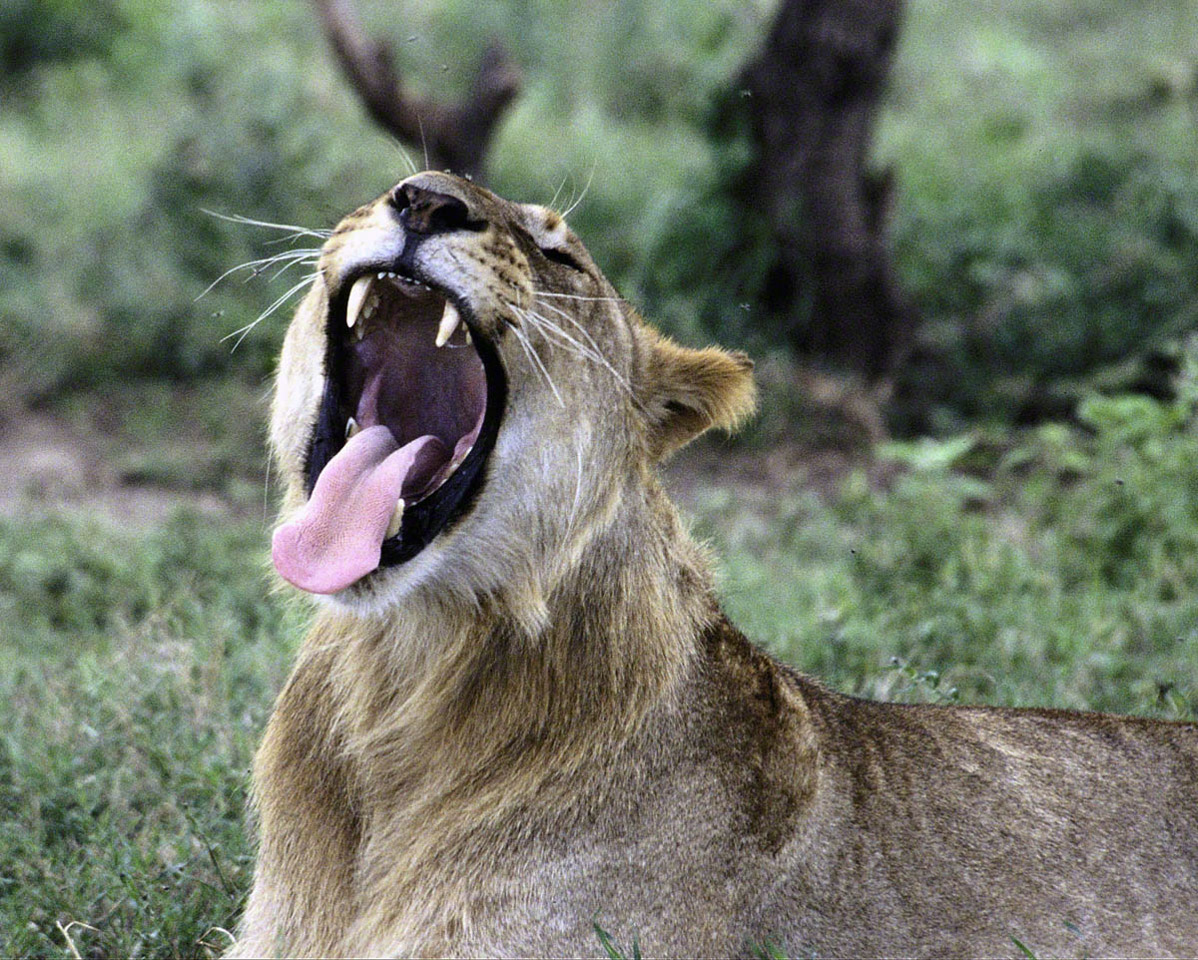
<box><xmin>3</xmin><ymin>0</ymin><xmax>1198</xmax><ymax>955</ymax></box>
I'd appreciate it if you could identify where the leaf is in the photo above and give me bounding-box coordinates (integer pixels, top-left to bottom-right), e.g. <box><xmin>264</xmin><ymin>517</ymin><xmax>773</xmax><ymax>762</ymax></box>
<box><xmin>879</xmin><ymin>435</ymin><xmax>977</xmax><ymax>472</ymax></box>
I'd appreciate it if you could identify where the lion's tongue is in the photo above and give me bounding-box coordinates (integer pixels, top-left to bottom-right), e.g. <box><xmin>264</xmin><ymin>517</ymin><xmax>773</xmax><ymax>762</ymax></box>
<box><xmin>272</xmin><ymin>425</ymin><xmax>445</xmax><ymax>594</ymax></box>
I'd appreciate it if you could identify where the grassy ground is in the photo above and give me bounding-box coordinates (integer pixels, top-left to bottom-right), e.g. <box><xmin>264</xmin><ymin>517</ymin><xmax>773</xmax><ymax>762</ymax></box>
<box><xmin>0</xmin><ymin>514</ymin><xmax>295</xmax><ymax>957</ymax></box>
<box><xmin>5</xmin><ymin>0</ymin><xmax>1198</xmax><ymax>954</ymax></box>
<box><xmin>4</xmin><ymin>377</ymin><xmax>1198</xmax><ymax>956</ymax></box>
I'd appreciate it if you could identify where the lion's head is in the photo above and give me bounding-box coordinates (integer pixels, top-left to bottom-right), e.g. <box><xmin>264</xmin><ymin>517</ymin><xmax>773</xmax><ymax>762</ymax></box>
<box><xmin>269</xmin><ymin>172</ymin><xmax>755</xmax><ymax>615</ymax></box>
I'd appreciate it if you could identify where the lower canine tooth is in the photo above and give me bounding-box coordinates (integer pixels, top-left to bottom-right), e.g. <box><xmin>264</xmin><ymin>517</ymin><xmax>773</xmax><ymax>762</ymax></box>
<box><xmin>435</xmin><ymin>301</ymin><xmax>462</xmax><ymax>348</ymax></box>
<box><xmin>345</xmin><ymin>417</ymin><xmax>359</xmax><ymax>439</ymax></box>
<box><xmin>385</xmin><ymin>499</ymin><xmax>405</xmax><ymax>539</ymax></box>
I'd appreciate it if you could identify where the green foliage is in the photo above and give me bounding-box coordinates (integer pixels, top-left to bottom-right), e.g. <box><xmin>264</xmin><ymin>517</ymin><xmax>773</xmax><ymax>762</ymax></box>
<box><xmin>894</xmin><ymin>150</ymin><xmax>1198</xmax><ymax>427</ymax></box>
<box><xmin>750</xmin><ymin>938</ymin><xmax>793</xmax><ymax>960</ymax></box>
<box><xmin>5</xmin><ymin>0</ymin><xmax>1197</xmax><ymax>423</ymax></box>
<box><xmin>554</xmin><ymin>0</ymin><xmax>1198</xmax><ymax>428</ymax></box>
<box><xmin>0</xmin><ymin>0</ymin><xmax>408</xmax><ymax>398</ymax></box>
<box><xmin>0</xmin><ymin>0</ymin><xmax>128</xmax><ymax>78</ymax></box>
<box><xmin>622</xmin><ymin>83</ymin><xmax>779</xmax><ymax>353</ymax></box>
<box><xmin>1011</xmin><ymin>936</ymin><xmax>1038</xmax><ymax>959</ymax></box>
<box><xmin>485</xmin><ymin>0</ymin><xmax>770</xmax><ymax>309</ymax></box>
<box><xmin>880</xmin><ymin>0</ymin><xmax>1198</xmax><ymax>427</ymax></box>
<box><xmin>0</xmin><ymin>0</ymin><xmax>772</xmax><ymax>404</ymax></box>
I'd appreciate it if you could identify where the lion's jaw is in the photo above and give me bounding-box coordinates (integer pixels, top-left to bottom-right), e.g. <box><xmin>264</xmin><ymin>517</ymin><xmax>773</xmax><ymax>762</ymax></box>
<box><xmin>269</xmin><ymin>171</ymin><xmax>755</xmax><ymax>623</ymax></box>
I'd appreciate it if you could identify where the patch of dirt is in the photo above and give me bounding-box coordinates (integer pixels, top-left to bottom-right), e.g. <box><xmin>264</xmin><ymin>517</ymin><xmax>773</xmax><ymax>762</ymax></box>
<box><xmin>0</xmin><ymin>411</ymin><xmax>249</xmax><ymax>527</ymax></box>
<box><xmin>665</xmin><ymin>434</ymin><xmax>893</xmax><ymax>512</ymax></box>
<box><xmin>0</xmin><ymin>405</ymin><xmax>886</xmax><ymax>530</ymax></box>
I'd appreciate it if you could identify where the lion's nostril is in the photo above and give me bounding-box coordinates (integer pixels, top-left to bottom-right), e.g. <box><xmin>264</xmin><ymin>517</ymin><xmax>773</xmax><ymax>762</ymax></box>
<box><xmin>389</xmin><ymin>184</ymin><xmax>412</xmax><ymax>214</ymax></box>
<box><xmin>396</xmin><ymin>185</ymin><xmax>476</xmax><ymax>235</ymax></box>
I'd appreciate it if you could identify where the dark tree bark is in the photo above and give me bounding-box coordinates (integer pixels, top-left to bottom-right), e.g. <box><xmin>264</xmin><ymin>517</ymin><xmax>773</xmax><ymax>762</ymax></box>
<box><xmin>313</xmin><ymin>0</ymin><xmax>521</xmax><ymax>180</ymax></box>
<box><xmin>741</xmin><ymin>0</ymin><xmax>916</xmax><ymax>380</ymax></box>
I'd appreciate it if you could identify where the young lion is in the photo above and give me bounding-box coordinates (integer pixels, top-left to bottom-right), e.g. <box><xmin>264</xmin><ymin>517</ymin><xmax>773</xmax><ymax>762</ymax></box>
<box><xmin>233</xmin><ymin>172</ymin><xmax>1198</xmax><ymax>958</ymax></box>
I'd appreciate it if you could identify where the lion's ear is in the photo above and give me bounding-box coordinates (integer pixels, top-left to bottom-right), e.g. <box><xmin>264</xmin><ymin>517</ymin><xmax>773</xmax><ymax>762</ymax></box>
<box><xmin>639</xmin><ymin>330</ymin><xmax>757</xmax><ymax>459</ymax></box>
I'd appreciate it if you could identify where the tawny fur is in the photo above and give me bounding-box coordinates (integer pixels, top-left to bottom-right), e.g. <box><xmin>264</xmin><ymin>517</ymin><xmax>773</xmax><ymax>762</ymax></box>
<box><xmin>231</xmin><ymin>172</ymin><xmax>1198</xmax><ymax>958</ymax></box>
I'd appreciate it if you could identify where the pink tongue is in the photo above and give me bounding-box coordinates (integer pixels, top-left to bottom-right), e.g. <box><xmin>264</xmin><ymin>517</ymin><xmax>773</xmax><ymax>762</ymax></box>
<box><xmin>272</xmin><ymin>425</ymin><xmax>444</xmax><ymax>594</ymax></box>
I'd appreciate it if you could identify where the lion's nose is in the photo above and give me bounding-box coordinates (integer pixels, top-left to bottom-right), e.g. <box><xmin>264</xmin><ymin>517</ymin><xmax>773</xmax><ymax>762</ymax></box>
<box><xmin>391</xmin><ymin>183</ymin><xmax>476</xmax><ymax>235</ymax></box>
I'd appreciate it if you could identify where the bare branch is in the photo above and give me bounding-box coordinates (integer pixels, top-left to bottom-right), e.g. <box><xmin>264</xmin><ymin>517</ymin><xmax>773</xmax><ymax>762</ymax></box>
<box><xmin>312</xmin><ymin>0</ymin><xmax>520</xmax><ymax>180</ymax></box>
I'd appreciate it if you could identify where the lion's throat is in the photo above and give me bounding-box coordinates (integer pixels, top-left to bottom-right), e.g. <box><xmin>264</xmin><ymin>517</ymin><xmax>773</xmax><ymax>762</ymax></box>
<box><xmin>271</xmin><ymin>426</ymin><xmax>444</xmax><ymax>594</ymax></box>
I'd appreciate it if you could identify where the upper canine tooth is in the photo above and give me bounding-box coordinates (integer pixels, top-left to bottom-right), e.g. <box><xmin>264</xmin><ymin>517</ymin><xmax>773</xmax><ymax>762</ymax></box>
<box><xmin>346</xmin><ymin>275</ymin><xmax>374</xmax><ymax>330</ymax></box>
<box><xmin>436</xmin><ymin>301</ymin><xmax>462</xmax><ymax>348</ymax></box>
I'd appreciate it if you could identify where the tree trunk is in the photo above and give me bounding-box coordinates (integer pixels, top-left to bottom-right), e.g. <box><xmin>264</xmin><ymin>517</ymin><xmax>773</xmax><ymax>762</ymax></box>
<box><xmin>741</xmin><ymin>0</ymin><xmax>915</xmax><ymax>380</ymax></box>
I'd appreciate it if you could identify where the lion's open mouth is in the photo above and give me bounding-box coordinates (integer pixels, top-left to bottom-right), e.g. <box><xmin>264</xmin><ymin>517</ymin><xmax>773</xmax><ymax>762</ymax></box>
<box><xmin>272</xmin><ymin>269</ymin><xmax>505</xmax><ymax>594</ymax></box>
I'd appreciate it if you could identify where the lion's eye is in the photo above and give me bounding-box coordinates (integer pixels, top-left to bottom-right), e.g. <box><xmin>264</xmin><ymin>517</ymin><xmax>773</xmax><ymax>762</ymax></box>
<box><xmin>540</xmin><ymin>246</ymin><xmax>585</xmax><ymax>272</ymax></box>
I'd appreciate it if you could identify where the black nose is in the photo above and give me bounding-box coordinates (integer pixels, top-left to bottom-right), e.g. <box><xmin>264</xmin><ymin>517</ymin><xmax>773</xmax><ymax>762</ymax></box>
<box><xmin>391</xmin><ymin>183</ymin><xmax>475</xmax><ymax>235</ymax></box>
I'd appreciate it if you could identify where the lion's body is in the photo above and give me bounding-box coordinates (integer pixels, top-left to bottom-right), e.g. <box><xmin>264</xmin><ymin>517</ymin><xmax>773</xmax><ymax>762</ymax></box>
<box><xmin>233</xmin><ymin>173</ymin><xmax>1198</xmax><ymax>958</ymax></box>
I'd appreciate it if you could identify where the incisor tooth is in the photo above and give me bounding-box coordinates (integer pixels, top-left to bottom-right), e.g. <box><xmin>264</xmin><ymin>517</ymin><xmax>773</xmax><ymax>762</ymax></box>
<box><xmin>346</xmin><ymin>275</ymin><xmax>374</xmax><ymax>330</ymax></box>
<box><xmin>385</xmin><ymin>499</ymin><xmax>405</xmax><ymax>539</ymax></box>
<box><xmin>435</xmin><ymin>301</ymin><xmax>462</xmax><ymax>348</ymax></box>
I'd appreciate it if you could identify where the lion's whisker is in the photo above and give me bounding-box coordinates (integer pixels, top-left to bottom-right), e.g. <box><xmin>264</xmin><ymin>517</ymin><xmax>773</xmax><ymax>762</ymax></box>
<box><xmin>526</xmin><ymin>301</ymin><xmax>640</xmax><ymax>407</ymax></box>
<box><xmin>390</xmin><ymin>136</ymin><xmax>420</xmax><ymax>176</ymax></box>
<box><xmin>529</xmin><ymin>299</ymin><xmax>612</xmax><ymax>362</ymax></box>
<box><xmin>506</xmin><ymin>315</ymin><xmax>564</xmax><ymax>406</ymax></box>
<box><xmin>517</xmin><ymin>307</ymin><xmax>600</xmax><ymax>364</ymax></box>
<box><xmin>418</xmin><ymin>115</ymin><xmax>430</xmax><ymax>171</ymax></box>
<box><xmin>269</xmin><ymin>256</ymin><xmax>321</xmax><ymax>282</ymax></box>
<box><xmin>533</xmin><ymin>290</ymin><xmax>623</xmax><ymax>303</ymax></box>
<box><xmin>518</xmin><ymin>306</ymin><xmax>648</xmax><ymax>417</ymax></box>
<box><xmin>561</xmin><ymin>163</ymin><xmax>596</xmax><ymax>219</ymax></box>
<box><xmin>201</xmin><ymin>209</ymin><xmax>332</xmax><ymax>241</ymax></box>
<box><xmin>196</xmin><ymin>250</ymin><xmax>320</xmax><ymax>301</ymax></box>
<box><xmin>263</xmin><ymin>450</ymin><xmax>272</xmax><ymax>527</ymax></box>
<box><xmin>564</xmin><ymin>441</ymin><xmax>585</xmax><ymax>544</ymax></box>
<box><xmin>222</xmin><ymin>272</ymin><xmax>318</xmax><ymax>351</ymax></box>
<box><xmin>548</xmin><ymin>174</ymin><xmax>570</xmax><ymax>213</ymax></box>
<box><xmin>520</xmin><ymin>308</ymin><xmax>626</xmax><ymax>391</ymax></box>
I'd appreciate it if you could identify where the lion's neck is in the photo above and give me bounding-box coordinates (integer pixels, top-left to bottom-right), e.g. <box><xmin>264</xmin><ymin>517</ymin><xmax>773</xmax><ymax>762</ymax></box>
<box><xmin>309</xmin><ymin>478</ymin><xmax>714</xmax><ymax>801</ymax></box>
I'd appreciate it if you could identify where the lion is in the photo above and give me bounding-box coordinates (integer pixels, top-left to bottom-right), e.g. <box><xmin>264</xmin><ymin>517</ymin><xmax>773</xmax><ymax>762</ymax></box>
<box><xmin>231</xmin><ymin>171</ymin><xmax>1198</xmax><ymax>958</ymax></box>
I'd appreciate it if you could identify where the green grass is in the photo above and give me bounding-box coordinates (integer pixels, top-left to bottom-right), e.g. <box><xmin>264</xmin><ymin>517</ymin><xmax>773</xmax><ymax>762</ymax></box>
<box><xmin>5</xmin><ymin>1</ymin><xmax>1198</xmax><ymax>952</ymax></box>
<box><xmin>701</xmin><ymin>382</ymin><xmax>1198</xmax><ymax>718</ymax></box>
<box><xmin>0</xmin><ymin>513</ymin><xmax>298</xmax><ymax>958</ymax></box>
<box><xmin>4</xmin><ymin>382</ymin><xmax>1198</xmax><ymax>955</ymax></box>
